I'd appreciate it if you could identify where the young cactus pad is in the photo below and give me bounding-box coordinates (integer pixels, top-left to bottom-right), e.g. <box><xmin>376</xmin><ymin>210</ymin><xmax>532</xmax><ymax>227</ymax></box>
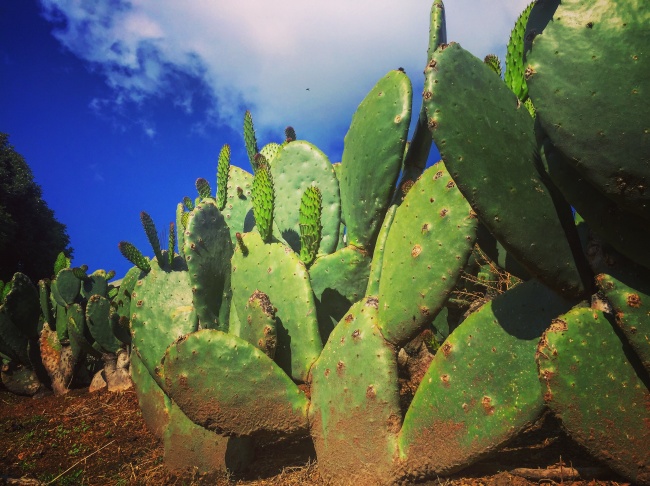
<box><xmin>251</xmin><ymin>164</ymin><xmax>274</xmax><ymax>242</ymax></box>
<box><xmin>216</xmin><ymin>144</ymin><xmax>230</xmax><ymax>211</ymax></box>
<box><xmin>298</xmin><ymin>185</ymin><xmax>323</xmax><ymax>267</ymax></box>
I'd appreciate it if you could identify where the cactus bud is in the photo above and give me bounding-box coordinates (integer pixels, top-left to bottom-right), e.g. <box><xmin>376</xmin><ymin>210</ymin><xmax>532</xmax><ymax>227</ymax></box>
<box><xmin>252</xmin><ymin>164</ymin><xmax>274</xmax><ymax>242</ymax></box>
<box><xmin>118</xmin><ymin>241</ymin><xmax>151</xmax><ymax>272</ymax></box>
<box><xmin>183</xmin><ymin>196</ymin><xmax>194</xmax><ymax>211</ymax></box>
<box><xmin>285</xmin><ymin>126</ymin><xmax>296</xmax><ymax>143</ymax></box>
<box><xmin>484</xmin><ymin>54</ymin><xmax>502</xmax><ymax>77</ymax></box>
<box><xmin>244</xmin><ymin>110</ymin><xmax>258</xmax><ymax>167</ymax></box>
<box><xmin>216</xmin><ymin>144</ymin><xmax>230</xmax><ymax>211</ymax></box>
<box><xmin>195</xmin><ymin>178</ymin><xmax>212</xmax><ymax>199</ymax></box>
<box><xmin>140</xmin><ymin>211</ymin><xmax>164</xmax><ymax>263</ymax></box>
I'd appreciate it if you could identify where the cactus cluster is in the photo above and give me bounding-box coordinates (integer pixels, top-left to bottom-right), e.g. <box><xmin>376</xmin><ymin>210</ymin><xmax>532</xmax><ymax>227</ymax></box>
<box><xmin>37</xmin><ymin>254</ymin><xmax>133</xmax><ymax>395</ymax></box>
<box><xmin>0</xmin><ymin>252</ymin><xmax>134</xmax><ymax>396</ymax></box>
<box><xmin>0</xmin><ymin>0</ymin><xmax>642</xmax><ymax>482</ymax></box>
<box><xmin>109</xmin><ymin>0</ymin><xmax>648</xmax><ymax>483</ymax></box>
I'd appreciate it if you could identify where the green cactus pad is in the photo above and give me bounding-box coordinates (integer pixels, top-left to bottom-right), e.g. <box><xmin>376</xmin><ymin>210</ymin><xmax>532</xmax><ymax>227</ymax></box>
<box><xmin>526</xmin><ymin>0</ymin><xmax>650</xmax><ymax>222</ymax></box>
<box><xmin>118</xmin><ymin>241</ymin><xmax>151</xmax><ymax>273</ymax></box>
<box><xmin>38</xmin><ymin>280</ymin><xmax>54</xmax><ymax>327</ymax></box>
<box><xmin>140</xmin><ymin>211</ymin><xmax>164</xmax><ymax>263</ymax></box>
<box><xmin>184</xmin><ymin>199</ymin><xmax>233</xmax><ymax>331</ymax></box>
<box><xmin>377</xmin><ymin>163</ymin><xmax>478</xmax><ymax>346</ymax></box>
<box><xmin>243</xmin><ymin>110</ymin><xmax>259</xmax><ymax>169</ymax></box>
<box><xmin>160</xmin><ymin>329</ymin><xmax>309</xmax><ymax>438</ymax></box>
<box><xmin>270</xmin><ymin>141</ymin><xmax>340</xmax><ymax>255</ymax></box>
<box><xmin>54</xmin><ymin>268</ymin><xmax>81</xmax><ymax>305</ymax></box>
<box><xmin>237</xmin><ymin>290</ymin><xmax>277</xmax><ymax>359</ymax></box>
<box><xmin>309</xmin><ymin>245</ymin><xmax>372</xmax><ymax>341</ymax></box>
<box><xmin>424</xmin><ymin>42</ymin><xmax>588</xmax><ymax>299</ymax></box>
<box><xmin>298</xmin><ymin>186</ymin><xmax>322</xmax><ymax>267</ymax></box>
<box><xmin>309</xmin><ymin>298</ymin><xmax>401</xmax><ymax>485</ymax></box>
<box><xmin>86</xmin><ymin>295</ymin><xmax>123</xmax><ymax>353</ymax></box>
<box><xmin>399</xmin><ymin>279</ymin><xmax>573</xmax><ymax>478</ymax></box>
<box><xmin>79</xmin><ymin>269</ymin><xmax>108</xmax><ymax>300</ymax></box>
<box><xmin>596</xmin><ymin>272</ymin><xmax>650</xmax><ymax>372</ymax></box>
<box><xmin>260</xmin><ymin>142</ymin><xmax>281</xmax><ymax>165</ymax></box>
<box><xmin>53</xmin><ymin>303</ymin><xmax>69</xmax><ymax>340</ymax></box>
<box><xmin>53</xmin><ymin>251</ymin><xmax>71</xmax><ymax>276</ymax></box>
<box><xmin>216</xmin><ymin>144</ymin><xmax>230</xmax><ymax>211</ymax></box>
<box><xmin>252</xmin><ymin>164</ymin><xmax>274</xmax><ymax>242</ymax></box>
<box><xmin>537</xmin><ymin>307</ymin><xmax>650</xmax><ymax>485</ymax></box>
<box><xmin>231</xmin><ymin>231</ymin><xmax>322</xmax><ymax>382</ymax></box>
<box><xmin>505</xmin><ymin>1</ymin><xmax>534</xmax><ymax>102</ymax></box>
<box><xmin>112</xmin><ymin>266</ymin><xmax>142</xmax><ymax>342</ymax></box>
<box><xmin>222</xmin><ymin>165</ymin><xmax>255</xmax><ymax>245</ymax></box>
<box><xmin>339</xmin><ymin>69</ymin><xmax>412</xmax><ymax>250</ymax></box>
<box><xmin>130</xmin><ymin>255</ymin><xmax>198</xmax><ymax>386</ymax></box>
<box><xmin>67</xmin><ymin>304</ymin><xmax>102</xmax><ymax>359</ymax></box>
<box><xmin>365</xmin><ymin>205</ymin><xmax>397</xmax><ymax>297</ymax></box>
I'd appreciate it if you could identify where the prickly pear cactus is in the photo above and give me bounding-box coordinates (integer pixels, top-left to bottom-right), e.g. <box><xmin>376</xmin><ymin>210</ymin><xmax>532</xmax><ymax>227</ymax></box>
<box><xmin>526</xmin><ymin>0</ymin><xmax>650</xmax><ymax>223</ymax></box>
<box><xmin>423</xmin><ymin>41</ymin><xmax>590</xmax><ymax>299</ymax></box>
<box><xmin>0</xmin><ymin>272</ymin><xmax>46</xmax><ymax>396</ymax></box>
<box><xmin>377</xmin><ymin>162</ymin><xmax>478</xmax><ymax>346</ymax></box>
<box><xmin>537</xmin><ymin>307</ymin><xmax>650</xmax><ymax>485</ymax></box>
<box><xmin>339</xmin><ymin>69</ymin><xmax>412</xmax><ymax>251</ymax></box>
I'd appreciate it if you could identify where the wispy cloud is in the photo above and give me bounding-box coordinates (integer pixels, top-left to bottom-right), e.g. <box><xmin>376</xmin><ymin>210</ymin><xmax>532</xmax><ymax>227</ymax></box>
<box><xmin>39</xmin><ymin>0</ymin><xmax>529</xmax><ymax>152</ymax></box>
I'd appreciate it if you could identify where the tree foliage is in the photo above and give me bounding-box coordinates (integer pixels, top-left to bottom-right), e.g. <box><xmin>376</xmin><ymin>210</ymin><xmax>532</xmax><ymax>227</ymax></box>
<box><xmin>0</xmin><ymin>133</ymin><xmax>72</xmax><ymax>282</ymax></box>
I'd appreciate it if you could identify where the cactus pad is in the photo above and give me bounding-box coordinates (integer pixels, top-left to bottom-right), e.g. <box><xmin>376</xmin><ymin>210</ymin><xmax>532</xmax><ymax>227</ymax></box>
<box><xmin>184</xmin><ymin>199</ymin><xmax>233</xmax><ymax>330</ymax></box>
<box><xmin>270</xmin><ymin>141</ymin><xmax>340</xmax><ymax>255</ymax></box>
<box><xmin>231</xmin><ymin>231</ymin><xmax>322</xmax><ymax>382</ymax></box>
<box><xmin>537</xmin><ymin>307</ymin><xmax>650</xmax><ymax>485</ymax></box>
<box><xmin>309</xmin><ymin>298</ymin><xmax>401</xmax><ymax>484</ymax></box>
<box><xmin>423</xmin><ymin>42</ymin><xmax>588</xmax><ymax>299</ymax></box>
<box><xmin>378</xmin><ymin>162</ymin><xmax>478</xmax><ymax>346</ymax></box>
<box><xmin>399</xmin><ymin>279</ymin><xmax>573</xmax><ymax>478</ymax></box>
<box><xmin>130</xmin><ymin>255</ymin><xmax>198</xmax><ymax>386</ymax></box>
<box><xmin>596</xmin><ymin>272</ymin><xmax>650</xmax><ymax>372</ymax></box>
<box><xmin>526</xmin><ymin>0</ymin><xmax>650</xmax><ymax>222</ymax></box>
<box><xmin>339</xmin><ymin>69</ymin><xmax>412</xmax><ymax>250</ymax></box>
<box><xmin>160</xmin><ymin>329</ymin><xmax>309</xmax><ymax>438</ymax></box>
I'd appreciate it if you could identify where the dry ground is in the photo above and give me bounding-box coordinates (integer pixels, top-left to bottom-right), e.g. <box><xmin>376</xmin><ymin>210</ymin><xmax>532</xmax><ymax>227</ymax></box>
<box><xmin>0</xmin><ymin>385</ymin><xmax>631</xmax><ymax>485</ymax></box>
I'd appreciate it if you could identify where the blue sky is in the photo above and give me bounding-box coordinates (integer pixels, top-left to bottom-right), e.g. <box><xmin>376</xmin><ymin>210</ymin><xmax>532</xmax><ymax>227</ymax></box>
<box><xmin>0</xmin><ymin>0</ymin><xmax>530</xmax><ymax>279</ymax></box>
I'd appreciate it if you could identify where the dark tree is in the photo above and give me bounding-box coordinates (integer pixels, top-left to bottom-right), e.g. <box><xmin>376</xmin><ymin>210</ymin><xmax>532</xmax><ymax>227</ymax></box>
<box><xmin>0</xmin><ymin>133</ymin><xmax>72</xmax><ymax>282</ymax></box>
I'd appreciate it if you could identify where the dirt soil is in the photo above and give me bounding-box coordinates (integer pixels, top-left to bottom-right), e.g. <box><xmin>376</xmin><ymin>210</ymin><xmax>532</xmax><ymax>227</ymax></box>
<box><xmin>0</xmin><ymin>385</ymin><xmax>631</xmax><ymax>485</ymax></box>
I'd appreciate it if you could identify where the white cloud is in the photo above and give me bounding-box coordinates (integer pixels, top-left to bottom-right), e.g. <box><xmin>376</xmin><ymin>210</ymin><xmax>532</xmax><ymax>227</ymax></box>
<box><xmin>40</xmin><ymin>0</ymin><xmax>530</xmax><ymax>153</ymax></box>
